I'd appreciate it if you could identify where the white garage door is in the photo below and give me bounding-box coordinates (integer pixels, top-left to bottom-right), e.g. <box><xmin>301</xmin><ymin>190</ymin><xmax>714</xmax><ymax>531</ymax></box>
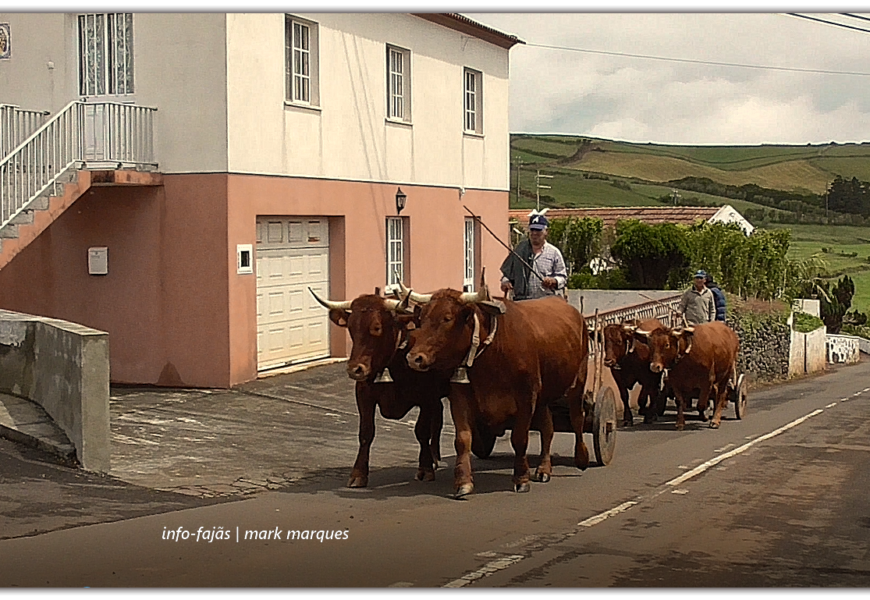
<box><xmin>256</xmin><ymin>217</ymin><xmax>330</xmax><ymax>371</ymax></box>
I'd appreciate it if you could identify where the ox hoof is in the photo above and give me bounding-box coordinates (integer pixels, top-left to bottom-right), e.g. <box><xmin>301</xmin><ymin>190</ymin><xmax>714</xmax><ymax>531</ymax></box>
<box><xmin>454</xmin><ymin>483</ymin><xmax>474</xmax><ymax>499</ymax></box>
<box><xmin>709</xmin><ymin>421</ymin><xmax>721</xmax><ymax>429</ymax></box>
<box><xmin>514</xmin><ymin>481</ymin><xmax>531</xmax><ymax>493</ymax></box>
<box><xmin>622</xmin><ymin>417</ymin><xmax>634</xmax><ymax>427</ymax></box>
<box><xmin>533</xmin><ymin>471</ymin><xmax>551</xmax><ymax>483</ymax></box>
<box><xmin>347</xmin><ymin>476</ymin><xmax>368</xmax><ymax>488</ymax></box>
<box><xmin>675</xmin><ymin>422</ymin><xmax>685</xmax><ymax>431</ymax></box>
<box><xmin>643</xmin><ymin>413</ymin><xmax>657</xmax><ymax>424</ymax></box>
<box><xmin>415</xmin><ymin>468</ymin><xmax>436</xmax><ymax>482</ymax></box>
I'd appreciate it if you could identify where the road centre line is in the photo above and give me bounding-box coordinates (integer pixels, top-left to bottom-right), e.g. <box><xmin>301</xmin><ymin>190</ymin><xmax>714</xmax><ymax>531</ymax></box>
<box><xmin>826</xmin><ymin>402</ymin><xmax>838</xmax><ymax>408</ymax></box>
<box><xmin>665</xmin><ymin>409</ymin><xmax>825</xmax><ymax>487</ymax></box>
<box><xmin>441</xmin><ymin>401</ymin><xmax>842</xmax><ymax>588</ymax></box>
<box><xmin>443</xmin><ymin>555</ymin><xmax>525</xmax><ymax>588</ymax></box>
<box><xmin>578</xmin><ymin>501</ymin><xmax>639</xmax><ymax>527</ymax></box>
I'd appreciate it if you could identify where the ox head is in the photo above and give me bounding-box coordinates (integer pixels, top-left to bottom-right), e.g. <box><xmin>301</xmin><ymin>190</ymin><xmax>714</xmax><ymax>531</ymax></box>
<box><xmin>632</xmin><ymin>326</ymin><xmax>694</xmax><ymax>374</ymax></box>
<box><xmin>309</xmin><ymin>287</ymin><xmax>413</xmax><ymax>382</ymax></box>
<box><xmin>602</xmin><ymin>320</ymin><xmax>640</xmax><ymax>368</ymax></box>
<box><xmin>405</xmin><ymin>268</ymin><xmax>505</xmax><ymax>372</ymax></box>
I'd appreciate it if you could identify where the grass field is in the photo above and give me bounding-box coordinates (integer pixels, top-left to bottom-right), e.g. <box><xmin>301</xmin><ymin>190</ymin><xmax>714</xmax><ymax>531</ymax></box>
<box><xmin>511</xmin><ymin>134</ymin><xmax>870</xmax><ymax>314</ymax></box>
<box><xmin>767</xmin><ymin>224</ymin><xmax>870</xmax><ymax>314</ymax></box>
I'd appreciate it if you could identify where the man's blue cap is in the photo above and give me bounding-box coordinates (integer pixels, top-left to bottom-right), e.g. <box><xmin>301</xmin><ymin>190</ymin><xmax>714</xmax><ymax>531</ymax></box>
<box><xmin>529</xmin><ymin>214</ymin><xmax>549</xmax><ymax>230</ymax></box>
<box><xmin>694</xmin><ymin>270</ymin><xmax>707</xmax><ymax>279</ymax></box>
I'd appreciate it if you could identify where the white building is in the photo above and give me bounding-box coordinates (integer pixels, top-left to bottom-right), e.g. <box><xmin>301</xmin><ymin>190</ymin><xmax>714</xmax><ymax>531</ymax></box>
<box><xmin>0</xmin><ymin>12</ymin><xmax>521</xmax><ymax>386</ymax></box>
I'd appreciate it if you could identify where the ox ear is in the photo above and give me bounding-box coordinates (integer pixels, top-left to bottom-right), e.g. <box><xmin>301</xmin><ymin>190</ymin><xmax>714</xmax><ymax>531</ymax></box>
<box><xmin>328</xmin><ymin>308</ymin><xmax>350</xmax><ymax>328</ymax></box>
<box><xmin>477</xmin><ymin>299</ymin><xmax>506</xmax><ymax>316</ymax></box>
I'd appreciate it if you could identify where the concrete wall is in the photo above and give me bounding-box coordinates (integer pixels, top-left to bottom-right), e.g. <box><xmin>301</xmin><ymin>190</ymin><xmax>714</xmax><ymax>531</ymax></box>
<box><xmin>793</xmin><ymin>299</ymin><xmax>821</xmax><ymax>318</ymax></box>
<box><xmin>0</xmin><ymin>309</ymin><xmax>109</xmax><ymax>472</ymax></box>
<box><xmin>826</xmin><ymin>334</ymin><xmax>861</xmax><ymax>364</ymax></box>
<box><xmin>789</xmin><ymin>326</ymin><xmax>827</xmax><ymax>377</ymax></box>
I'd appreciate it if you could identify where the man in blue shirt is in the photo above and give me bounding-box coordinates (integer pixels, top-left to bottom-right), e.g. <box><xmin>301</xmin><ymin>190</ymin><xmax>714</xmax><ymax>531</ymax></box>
<box><xmin>705</xmin><ymin>274</ymin><xmax>727</xmax><ymax>322</ymax></box>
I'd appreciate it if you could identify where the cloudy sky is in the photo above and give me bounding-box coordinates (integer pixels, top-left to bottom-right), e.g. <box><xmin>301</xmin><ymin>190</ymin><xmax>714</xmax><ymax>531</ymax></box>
<box><xmin>461</xmin><ymin>10</ymin><xmax>870</xmax><ymax>145</ymax></box>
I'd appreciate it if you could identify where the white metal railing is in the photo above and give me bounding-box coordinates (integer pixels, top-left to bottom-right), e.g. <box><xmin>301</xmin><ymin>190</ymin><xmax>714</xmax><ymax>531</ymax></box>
<box><xmin>597</xmin><ymin>295</ymin><xmax>683</xmax><ymax>327</ymax></box>
<box><xmin>0</xmin><ymin>100</ymin><xmax>157</xmax><ymax>231</ymax></box>
<box><xmin>0</xmin><ymin>104</ymin><xmax>50</xmax><ymax>158</ymax></box>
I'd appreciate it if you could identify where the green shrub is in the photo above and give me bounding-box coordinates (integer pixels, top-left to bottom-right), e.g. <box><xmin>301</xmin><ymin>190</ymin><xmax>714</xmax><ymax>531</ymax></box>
<box><xmin>793</xmin><ymin>311</ymin><xmax>825</xmax><ymax>333</ymax></box>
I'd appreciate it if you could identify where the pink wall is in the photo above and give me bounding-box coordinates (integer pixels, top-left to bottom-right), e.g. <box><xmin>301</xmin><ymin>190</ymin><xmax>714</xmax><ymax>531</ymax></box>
<box><xmin>226</xmin><ymin>175</ymin><xmax>508</xmax><ymax>384</ymax></box>
<box><xmin>0</xmin><ymin>172</ymin><xmax>507</xmax><ymax>388</ymax></box>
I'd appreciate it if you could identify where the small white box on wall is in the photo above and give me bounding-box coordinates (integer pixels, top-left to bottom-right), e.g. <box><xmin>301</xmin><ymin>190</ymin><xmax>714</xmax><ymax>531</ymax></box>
<box><xmin>237</xmin><ymin>244</ymin><xmax>253</xmax><ymax>274</ymax></box>
<box><xmin>88</xmin><ymin>247</ymin><xmax>108</xmax><ymax>275</ymax></box>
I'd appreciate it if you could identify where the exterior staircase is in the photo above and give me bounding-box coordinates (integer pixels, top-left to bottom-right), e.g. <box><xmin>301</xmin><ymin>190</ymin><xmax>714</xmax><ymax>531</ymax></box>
<box><xmin>0</xmin><ymin>100</ymin><xmax>159</xmax><ymax>270</ymax></box>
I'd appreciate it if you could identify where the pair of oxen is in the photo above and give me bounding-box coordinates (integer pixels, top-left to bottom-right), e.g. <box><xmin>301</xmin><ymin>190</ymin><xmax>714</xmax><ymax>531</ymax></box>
<box><xmin>311</xmin><ymin>276</ymin><xmax>739</xmax><ymax>498</ymax></box>
<box><xmin>311</xmin><ymin>271</ymin><xmax>589</xmax><ymax>498</ymax></box>
<box><xmin>603</xmin><ymin>318</ymin><xmax>740</xmax><ymax>431</ymax></box>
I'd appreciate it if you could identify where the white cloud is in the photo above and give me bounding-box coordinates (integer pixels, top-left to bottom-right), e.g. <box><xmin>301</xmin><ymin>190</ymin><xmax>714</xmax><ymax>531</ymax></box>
<box><xmin>466</xmin><ymin>11</ymin><xmax>870</xmax><ymax>144</ymax></box>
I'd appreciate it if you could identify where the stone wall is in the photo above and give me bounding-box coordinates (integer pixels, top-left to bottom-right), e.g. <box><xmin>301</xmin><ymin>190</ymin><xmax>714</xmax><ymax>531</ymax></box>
<box><xmin>726</xmin><ymin>312</ymin><xmax>790</xmax><ymax>383</ymax></box>
<box><xmin>827</xmin><ymin>334</ymin><xmax>861</xmax><ymax>364</ymax></box>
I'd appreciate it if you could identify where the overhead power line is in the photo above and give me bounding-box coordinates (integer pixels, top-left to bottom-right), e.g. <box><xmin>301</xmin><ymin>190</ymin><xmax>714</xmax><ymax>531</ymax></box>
<box><xmin>522</xmin><ymin>42</ymin><xmax>870</xmax><ymax>77</ymax></box>
<box><xmin>841</xmin><ymin>13</ymin><xmax>870</xmax><ymax>23</ymax></box>
<box><xmin>786</xmin><ymin>13</ymin><xmax>870</xmax><ymax>34</ymax></box>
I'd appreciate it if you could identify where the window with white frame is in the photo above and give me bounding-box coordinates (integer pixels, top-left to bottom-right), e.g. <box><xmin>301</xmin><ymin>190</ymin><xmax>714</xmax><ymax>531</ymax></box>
<box><xmin>387</xmin><ymin>45</ymin><xmax>411</xmax><ymax>122</ymax></box>
<box><xmin>464</xmin><ymin>68</ymin><xmax>483</xmax><ymax>134</ymax></box>
<box><xmin>285</xmin><ymin>15</ymin><xmax>319</xmax><ymax>106</ymax></box>
<box><xmin>464</xmin><ymin>217</ymin><xmax>477</xmax><ymax>292</ymax></box>
<box><xmin>78</xmin><ymin>13</ymin><xmax>134</xmax><ymax>96</ymax></box>
<box><xmin>386</xmin><ymin>217</ymin><xmax>406</xmax><ymax>287</ymax></box>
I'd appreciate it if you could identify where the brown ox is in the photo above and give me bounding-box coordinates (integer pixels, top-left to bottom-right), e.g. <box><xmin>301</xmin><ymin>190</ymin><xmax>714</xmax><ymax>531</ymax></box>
<box><xmin>310</xmin><ymin>289</ymin><xmax>450</xmax><ymax>487</ymax></box>
<box><xmin>635</xmin><ymin>321</ymin><xmax>739</xmax><ymax>430</ymax></box>
<box><xmin>405</xmin><ymin>284</ymin><xmax>589</xmax><ymax>497</ymax></box>
<box><xmin>602</xmin><ymin>318</ymin><xmax>666</xmax><ymax>426</ymax></box>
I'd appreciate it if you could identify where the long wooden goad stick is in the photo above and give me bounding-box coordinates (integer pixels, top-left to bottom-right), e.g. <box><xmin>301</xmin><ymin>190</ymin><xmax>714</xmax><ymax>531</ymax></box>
<box><xmin>462</xmin><ymin>205</ymin><xmax>545</xmax><ymax>284</ymax></box>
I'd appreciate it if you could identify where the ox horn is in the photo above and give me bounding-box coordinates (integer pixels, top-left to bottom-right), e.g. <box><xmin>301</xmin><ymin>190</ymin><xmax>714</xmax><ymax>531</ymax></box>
<box><xmin>460</xmin><ymin>266</ymin><xmax>491</xmax><ymax>303</ymax></box>
<box><xmin>308</xmin><ymin>287</ymin><xmax>352</xmax><ymax>311</ymax></box>
<box><xmin>393</xmin><ymin>274</ymin><xmax>432</xmax><ymax>304</ymax></box>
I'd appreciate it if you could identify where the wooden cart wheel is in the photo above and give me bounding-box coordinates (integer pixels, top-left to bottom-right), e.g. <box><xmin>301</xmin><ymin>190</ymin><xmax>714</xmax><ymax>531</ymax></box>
<box><xmin>593</xmin><ymin>386</ymin><xmax>617</xmax><ymax>466</ymax></box>
<box><xmin>733</xmin><ymin>374</ymin><xmax>748</xmax><ymax>420</ymax></box>
<box><xmin>471</xmin><ymin>419</ymin><xmax>498</xmax><ymax>459</ymax></box>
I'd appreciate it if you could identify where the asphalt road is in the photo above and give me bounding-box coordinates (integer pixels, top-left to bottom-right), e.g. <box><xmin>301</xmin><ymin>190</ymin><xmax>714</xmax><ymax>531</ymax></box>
<box><xmin>1</xmin><ymin>359</ymin><xmax>869</xmax><ymax>587</ymax></box>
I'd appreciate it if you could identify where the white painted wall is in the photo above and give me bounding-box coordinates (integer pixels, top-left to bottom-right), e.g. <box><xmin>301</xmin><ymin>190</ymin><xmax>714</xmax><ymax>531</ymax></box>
<box><xmin>225</xmin><ymin>13</ymin><xmax>511</xmax><ymax>191</ymax></box>
<box><xmin>1</xmin><ymin>12</ymin><xmax>512</xmax><ymax>189</ymax></box>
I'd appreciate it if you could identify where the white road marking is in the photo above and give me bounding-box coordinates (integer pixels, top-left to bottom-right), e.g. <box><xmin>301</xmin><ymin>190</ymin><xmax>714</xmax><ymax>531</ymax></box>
<box><xmin>863</xmin><ymin>388</ymin><xmax>870</xmax><ymax>393</ymax></box>
<box><xmin>578</xmin><ymin>501</ymin><xmax>639</xmax><ymax>527</ymax></box>
<box><xmin>442</xmin><ymin>403</ymin><xmax>837</xmax><ymax>588</ymax></box>
<box><xmin>853</xmin><ymin>391</ymin><xmax>863</xmax><ymax>397</ymax></box>
<box><xmin>666</xmin><ymin>409</ymin><xmax>825</xmax><ymax>488</ymax></box>
<box><xmin>443</xmin><ymin>555</ymin><xmax>524</xmax><ymax>588</ymax></box>
<box><xmin>826</xmin><ymin>402</ymin><xmax>838</xmax><ymax>408</ymax></box>
<box><xmin>715</xmin><ymin>443</ymin><xmax>735</xmax><ymax>452</ymax></box>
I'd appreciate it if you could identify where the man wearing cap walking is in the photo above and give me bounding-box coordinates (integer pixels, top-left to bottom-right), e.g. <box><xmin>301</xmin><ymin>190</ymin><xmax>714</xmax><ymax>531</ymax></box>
<box><xmin>678</xmin><ymin>270</ymin><xmax>716</xmax><ymax>326</ymax></box>
<box><xmin>500</xmin><ymin>209</ymin><xmax>567</xmax><ymax>301</ymax></box>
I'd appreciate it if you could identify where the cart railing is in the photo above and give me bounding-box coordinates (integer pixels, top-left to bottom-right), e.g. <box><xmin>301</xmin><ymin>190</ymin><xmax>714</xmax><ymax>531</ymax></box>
<box><xmin>596</xmin><ymin>295</ymin><xmax>682</xmax><ymax>328</ymax></box>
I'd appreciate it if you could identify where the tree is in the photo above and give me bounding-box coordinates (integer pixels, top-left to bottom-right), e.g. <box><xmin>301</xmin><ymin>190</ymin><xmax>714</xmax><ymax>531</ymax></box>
<box><xmin>547</xmin><ymin>216</ymin><xmax>603</xmax><ymax>276</ymax></box>
<box><xmin>609</xmin><ymin>220</ymin><xmax>690</xmax><ymax>289</ymax></box>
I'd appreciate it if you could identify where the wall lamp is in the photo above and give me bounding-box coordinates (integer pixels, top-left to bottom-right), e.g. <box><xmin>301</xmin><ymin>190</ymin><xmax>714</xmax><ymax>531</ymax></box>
<box><xmin>395</xmin><ymin>187</ymin><xmax>407</xmax><ymax>214</ymax></box>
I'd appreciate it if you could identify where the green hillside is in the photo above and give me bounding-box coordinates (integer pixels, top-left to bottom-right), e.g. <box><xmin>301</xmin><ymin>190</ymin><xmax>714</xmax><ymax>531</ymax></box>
<box><xmin>510</xmin><ymin>135</ymin><xmax>870</xmax><ymax>314</ymax></box>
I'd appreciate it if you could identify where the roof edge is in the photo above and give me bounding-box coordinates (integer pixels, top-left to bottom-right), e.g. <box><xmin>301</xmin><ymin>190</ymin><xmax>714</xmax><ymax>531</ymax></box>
<box><xmin>412</xmin><ymin>13</ymin><xmax>524</xmax><ymax>49</ymax></box>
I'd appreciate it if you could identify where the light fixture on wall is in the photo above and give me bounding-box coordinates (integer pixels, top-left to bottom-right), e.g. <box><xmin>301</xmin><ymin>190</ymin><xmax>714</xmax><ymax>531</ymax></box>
<box><xmin>395</xmin><ymin>187</ymin><xmax>407</xmax><ymax>214</ymax></box>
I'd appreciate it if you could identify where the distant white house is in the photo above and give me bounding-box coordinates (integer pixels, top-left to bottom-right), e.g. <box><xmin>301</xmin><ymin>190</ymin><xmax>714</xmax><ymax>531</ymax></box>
<box><xmin>509</xmin><ymin>205</ymin><xmax>754</xmax><ymax>235</ymax></box>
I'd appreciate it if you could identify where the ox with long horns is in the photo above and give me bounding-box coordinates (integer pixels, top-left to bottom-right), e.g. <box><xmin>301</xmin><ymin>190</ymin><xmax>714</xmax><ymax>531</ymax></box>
<box><xmin>405</xmin><ymin>269</ymin><xmax>590</xmax><ymax>497</ymax></box>
<box><xmin>602</xmin><ymin>318</ymin><xmax>666</xmax><ymax>426</ymax></box>
<box><xmin>309</xmin><ymin>287</ymin><xmax>451</xmax><ymax>487</ymax></box>
<box><xmin>633</xmin><ymin>320</ymin><xmax>739</xmax><ymax>430</ymax></box>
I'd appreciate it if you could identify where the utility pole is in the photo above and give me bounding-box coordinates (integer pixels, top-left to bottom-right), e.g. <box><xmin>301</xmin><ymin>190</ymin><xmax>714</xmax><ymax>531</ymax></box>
<box><xmin>536</xmin><ymin>170</ymin><xmax>553</xmax><ymax>211</ymax></box>
<box><xmin>513</xmin><ymin>156</ymin><xmax>523</xmax><ymax>204</ymax></box>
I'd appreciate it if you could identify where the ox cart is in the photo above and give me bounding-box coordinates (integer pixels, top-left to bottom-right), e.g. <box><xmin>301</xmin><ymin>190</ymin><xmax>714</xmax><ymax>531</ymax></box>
<box><xmin>470</xmin><ymin>309</ymin><xmax>619</xmax><ymax>467</ymax></box>
<box><xmin>656</xmin><ymin>370</ymin><xmax>748</xmax><ymax>421</ymax></box>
